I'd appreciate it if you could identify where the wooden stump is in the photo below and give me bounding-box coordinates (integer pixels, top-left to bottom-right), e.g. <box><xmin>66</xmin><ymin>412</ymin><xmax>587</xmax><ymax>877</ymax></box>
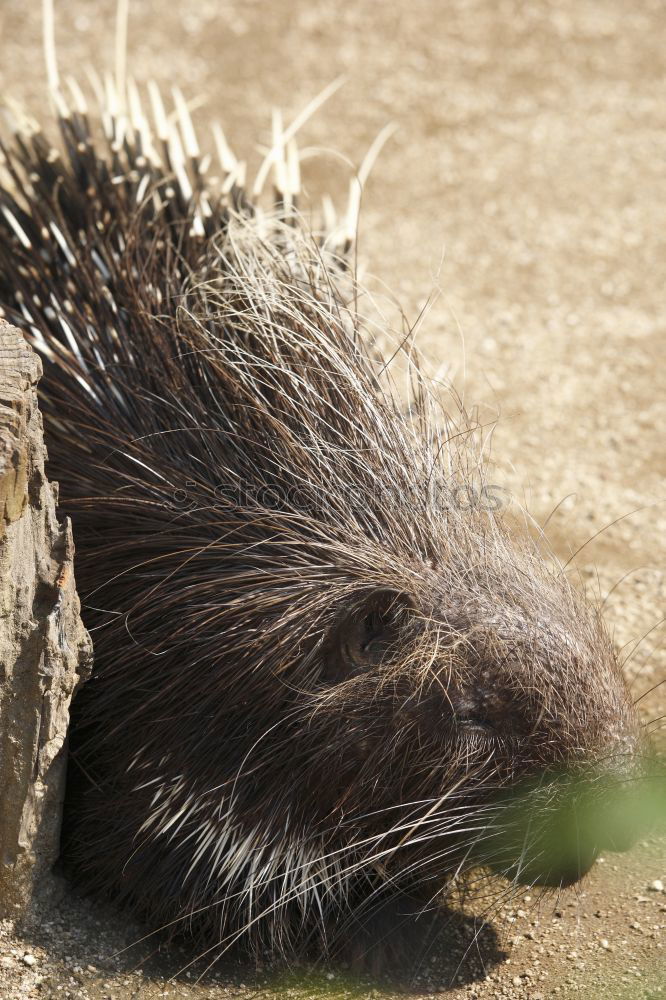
<box><xmin>0</xmin><ymin>320</ymin><xmax>92</xmax><ymax>919</ymax></box>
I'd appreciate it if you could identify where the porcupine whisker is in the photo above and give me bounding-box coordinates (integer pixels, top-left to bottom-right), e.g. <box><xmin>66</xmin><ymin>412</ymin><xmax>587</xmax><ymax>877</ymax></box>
<box><xmin>643</xmin><ymin>715</ymin><xmax>666</xmax><ymax>730</ymax></box>
<box><xmin>243</xmin><ymin>804</ymin><xmax>492</xmax><ymax>898</ymax></box>
<box><xmin>618</xmin><ymin>615</ymin><xmax>665</xmax><ymax>663</ymax></box>
<box><xmin>560</xmin><ymin>505</ymin><xmax>656</xmax><ymax>574</ymax></box>
<box><xmin>633</xmin><ymin>676</ymin><xmax>666</xmax><ymax>706</ymax></box>
<box><xmin>355</xmin><ymin>829</ymin><xmax>498</xmax><ymax>903</ymax></box>
<box><xmin>451</xmin><ymin>876</ymin><xmax>536</xmax><ymax>988</ymax></box>
<box><xmin>430</xmin><ymin>879</ymin><xmax>515</xmax><ymax>984</ymax></box>
<box><xmin>627</xmin><ymin>639</ymin><xmax>666</xmax><ymax>690</ymax></box>
<box><xmin>624</xmin><ymin>627</ymin><xmax>666</xmax><ymax>688</ymax></box>
<box><xmin>340</xmin><ymin>796</ymin><xmax>484</xmax><ymax>828</ymax></box>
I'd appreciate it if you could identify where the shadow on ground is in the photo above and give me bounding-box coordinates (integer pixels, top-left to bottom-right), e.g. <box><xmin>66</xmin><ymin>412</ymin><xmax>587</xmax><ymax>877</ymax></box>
<box><xmin>25</xmin><ymin>880</ymin><xmax>507</xmax><ymax>997</ymax></box>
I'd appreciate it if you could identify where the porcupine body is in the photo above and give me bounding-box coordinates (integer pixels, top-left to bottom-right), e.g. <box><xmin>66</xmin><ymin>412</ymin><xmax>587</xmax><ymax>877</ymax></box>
<box><xmin>0</xmin><ymin>63</ymin><xmax>648</xmax><ymax>963</ymax></box>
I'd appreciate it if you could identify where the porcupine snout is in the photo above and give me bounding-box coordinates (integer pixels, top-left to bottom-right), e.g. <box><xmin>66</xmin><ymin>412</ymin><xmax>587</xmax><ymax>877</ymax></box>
<box><xmin>473</xmin><ymin>669</ymin><xmax>648</xmax><ymax>888</ymax></box>
<box><xmin>406</xmin><ymin>583</ymin><xmax>650</xmax><ymax>890</ymax></box>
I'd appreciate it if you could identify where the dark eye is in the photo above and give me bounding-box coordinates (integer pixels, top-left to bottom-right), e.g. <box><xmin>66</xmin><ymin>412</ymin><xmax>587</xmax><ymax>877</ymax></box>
<box><xmin>323</xmin><ymin>589</ymin><xmax>415</xmax><ymax>683</ymax></box>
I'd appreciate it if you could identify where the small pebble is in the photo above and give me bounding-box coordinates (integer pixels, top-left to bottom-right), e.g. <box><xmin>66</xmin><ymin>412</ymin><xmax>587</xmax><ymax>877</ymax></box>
<box><xmin>22</xmin><ymin>953</ymin><xmax>37</xmax><ymax>967</ymax></box>
<box><xmin>648</xmin><ymin>879</ymin><xmax>664</xmax><ymax>893</ymax></box>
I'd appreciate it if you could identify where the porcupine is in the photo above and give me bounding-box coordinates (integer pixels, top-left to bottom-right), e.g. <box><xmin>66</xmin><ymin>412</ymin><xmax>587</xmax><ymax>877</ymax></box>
<box><xmin>0</xmin><ymin>7</ymin><xmax>651</xmax><ymax>970</ymax></box>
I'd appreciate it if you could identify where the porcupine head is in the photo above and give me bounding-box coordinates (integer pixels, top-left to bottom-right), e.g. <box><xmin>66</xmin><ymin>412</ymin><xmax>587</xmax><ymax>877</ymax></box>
<box><xmin>0</xmin><ymin>8</ymin><xmax>658</xmax><ymax>969</ymax></box>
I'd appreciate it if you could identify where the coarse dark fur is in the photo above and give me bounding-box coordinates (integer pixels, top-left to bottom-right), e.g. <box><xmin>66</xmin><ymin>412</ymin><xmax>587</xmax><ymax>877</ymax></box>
<box><xmin>0</xmin><ymin>53</ymin><xmax>652</xmax><ymax>968</ymax></box>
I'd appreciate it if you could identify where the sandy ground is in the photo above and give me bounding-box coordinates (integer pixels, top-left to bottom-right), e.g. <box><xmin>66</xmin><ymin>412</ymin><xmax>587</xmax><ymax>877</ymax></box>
<box><xmin>0</xmin><ymin>1</ymin><xmax>664</xmax><ymax>998</ymax></box>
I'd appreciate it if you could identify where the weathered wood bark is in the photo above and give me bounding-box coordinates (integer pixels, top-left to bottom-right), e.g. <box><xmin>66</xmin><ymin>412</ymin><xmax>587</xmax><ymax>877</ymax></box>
<box><xmin>0</xmin><ymin>320</ymin><xmax>92</xmax><ymax>919</ymax></box>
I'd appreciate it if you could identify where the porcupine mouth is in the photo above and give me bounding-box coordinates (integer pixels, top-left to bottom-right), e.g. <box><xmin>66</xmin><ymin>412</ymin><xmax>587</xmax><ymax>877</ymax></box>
<box><xmin>484</xmin><ymin>774</ymin><xmax>646</xmax><ymax>890</ymax></box>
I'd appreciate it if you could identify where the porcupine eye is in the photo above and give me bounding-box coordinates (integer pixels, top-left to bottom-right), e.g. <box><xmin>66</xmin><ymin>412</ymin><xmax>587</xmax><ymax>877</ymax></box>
<box><xmin>322</xmin><ymin>589</ymin><xmax>414</xmax><ymax>683</ymax></box>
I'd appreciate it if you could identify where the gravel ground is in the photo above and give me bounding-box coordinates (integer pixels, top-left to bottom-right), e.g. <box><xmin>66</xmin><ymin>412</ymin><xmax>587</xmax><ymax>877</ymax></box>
<box><xmin>0</xmin><ymin>1</ymin><xmax>664</xmax><ymax>998</ymax></box>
